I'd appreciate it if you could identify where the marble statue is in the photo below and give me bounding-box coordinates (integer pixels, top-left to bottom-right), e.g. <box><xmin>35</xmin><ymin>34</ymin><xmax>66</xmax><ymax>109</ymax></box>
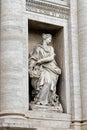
<box><xmin>29</xmin><ymin>33</ymin><xmax>63</xmax><ymax>112</ymax></box>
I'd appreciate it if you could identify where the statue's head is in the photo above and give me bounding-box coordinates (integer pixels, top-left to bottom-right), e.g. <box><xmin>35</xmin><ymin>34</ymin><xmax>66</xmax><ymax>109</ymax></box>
<box><xmin>42</xmin><ymin>33</ymin><xmax>52</xmax><ymax>44</ymax></box>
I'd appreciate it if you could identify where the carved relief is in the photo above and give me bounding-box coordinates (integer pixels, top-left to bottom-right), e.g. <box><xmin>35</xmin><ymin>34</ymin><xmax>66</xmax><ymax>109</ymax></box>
<box><xmin>26</xmin><ymin>0</ymin><xmax>70</xmax><ymax>20</ymax></box>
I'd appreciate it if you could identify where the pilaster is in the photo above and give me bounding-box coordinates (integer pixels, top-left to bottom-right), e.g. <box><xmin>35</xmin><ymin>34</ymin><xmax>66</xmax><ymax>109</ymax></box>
<box><xmin>78</xmin><ymin>0</ymin><xmax>87</xmax><ymax>129</ymax></box>
<box><xmin>69</xmin><ymin>0</ymin><xmax>81</xmax><ymax>129</ymax></box>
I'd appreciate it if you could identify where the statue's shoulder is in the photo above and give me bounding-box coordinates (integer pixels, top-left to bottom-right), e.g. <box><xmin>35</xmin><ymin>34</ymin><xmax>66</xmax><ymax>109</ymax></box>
<box><xmin>49</xmin><ymin>46</ymin><xmax>54</xmax><ymax>53</ymax></box>
<box><xmin>33</xmin><ymin>44</ymin><xmax>41</xmax><ymax>51</ymax></box>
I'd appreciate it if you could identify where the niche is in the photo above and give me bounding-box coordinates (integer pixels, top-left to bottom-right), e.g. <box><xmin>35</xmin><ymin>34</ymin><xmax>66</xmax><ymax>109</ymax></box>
<box><xmin>28</xmin><ymin>20</ymin><xmax>66</xmax><ymax>112</ymax></box>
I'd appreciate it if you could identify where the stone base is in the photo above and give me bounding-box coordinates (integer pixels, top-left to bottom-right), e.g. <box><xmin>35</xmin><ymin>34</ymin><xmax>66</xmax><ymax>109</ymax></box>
<box><xmin>0</xmin><ymin>111</ymin><xmax>72</xmax><ymax>130</ymax></box>
<box><xmin>0</xmin><ymin>127</ymin><xmax>73</xmax><ymax>130</ymax></box>
<box><xmin>29</xmin><ymin>102</ymin><xmax>63</xmax><ymax>113</ymax></box>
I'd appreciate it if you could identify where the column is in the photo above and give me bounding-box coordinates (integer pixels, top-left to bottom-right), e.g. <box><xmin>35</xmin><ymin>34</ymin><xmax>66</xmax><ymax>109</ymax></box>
<box><xmin>78</xmin><ymin>0</ymin><xmax>87</xmax><ymax>129</ymax></box>
<box><xmin>0</xmin><ymin>0</ymin><xmax>28</xmax><ymax>116</ymax></box>
<box><xmin>69</xmin><ymin>0</ymin><xmax>82</xmax><ymax>129</ymax></box>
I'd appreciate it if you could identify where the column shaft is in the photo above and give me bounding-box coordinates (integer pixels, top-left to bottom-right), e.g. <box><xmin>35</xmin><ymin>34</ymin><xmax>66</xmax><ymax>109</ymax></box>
<box><xmin>0</xmin><ymin>0</ymin><xmax>28</xmax><ymax>115</ymax></box>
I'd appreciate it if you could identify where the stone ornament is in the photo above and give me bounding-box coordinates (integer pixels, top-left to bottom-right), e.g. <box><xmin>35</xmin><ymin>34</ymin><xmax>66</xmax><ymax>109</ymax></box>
<box><xmin>26</xmin><ymin>0</ymin><xmax>69</xmax><ymax>20</ymax></box>
<box><xmin>29</xmin><ymin>33</ymin><xmax>63</xmax><ymax>112</ymax></box>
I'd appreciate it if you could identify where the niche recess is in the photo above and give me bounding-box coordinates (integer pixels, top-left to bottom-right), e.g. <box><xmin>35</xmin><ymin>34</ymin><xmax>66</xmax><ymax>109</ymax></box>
<box><xmin>28</xmin><ymin>20</ymin><xmax>66</xmax><ymax>112</ymax></box>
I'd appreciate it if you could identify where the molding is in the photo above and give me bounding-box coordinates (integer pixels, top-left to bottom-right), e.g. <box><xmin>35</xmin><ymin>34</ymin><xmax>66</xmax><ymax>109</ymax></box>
<box><xmin>26</xmin><ymin>0</ymin><xmax>70</xmax><ymax>20</ymax></box>
<box><xmin>0</xmin><ymin>112</ymin><xmax>25</xmax><ymax>117</ymax></box>
<box><xmin>72</xmin><ymin>119</ymin><xmax>87</xmax><ymax>123</ymax></box>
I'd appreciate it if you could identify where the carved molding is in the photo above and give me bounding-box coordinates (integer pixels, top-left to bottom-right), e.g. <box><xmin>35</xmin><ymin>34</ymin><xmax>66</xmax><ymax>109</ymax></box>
<box><xmin>26</xmin><ymin>0</ymin><xmax>70</xmax><ymax>20</ymax></box>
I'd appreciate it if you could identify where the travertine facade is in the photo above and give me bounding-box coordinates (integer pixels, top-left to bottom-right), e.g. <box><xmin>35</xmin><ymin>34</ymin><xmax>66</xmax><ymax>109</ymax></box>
<box><xmin>0</xmin><ymin>0</ymin><xmax>87</xmax><ymax>130</ymax></box>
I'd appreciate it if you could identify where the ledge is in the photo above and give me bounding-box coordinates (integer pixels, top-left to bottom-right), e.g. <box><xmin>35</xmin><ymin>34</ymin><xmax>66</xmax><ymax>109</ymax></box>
<box><xmin>0</xmin><ymin>111</ymin><xmax>72</xmax><ymax>129</ymax></box>
<box><xmin>26</xmin><ymin>111</ymin><xmax>71</xmax><ymax>121</ymax></box>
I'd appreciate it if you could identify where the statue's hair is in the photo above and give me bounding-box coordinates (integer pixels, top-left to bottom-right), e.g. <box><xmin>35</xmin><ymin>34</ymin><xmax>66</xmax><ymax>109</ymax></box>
<box><xmin>42</xmin><ymin>33</ymin><xmax>52</xmax><ymax>40</ymax></box>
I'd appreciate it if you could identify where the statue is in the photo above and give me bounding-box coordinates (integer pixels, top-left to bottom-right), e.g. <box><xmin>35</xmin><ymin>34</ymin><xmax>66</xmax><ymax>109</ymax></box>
<box><xmin>29</xmin><ymin>33</ymin><xmax>63</xmax><ymax>112</ymax></box>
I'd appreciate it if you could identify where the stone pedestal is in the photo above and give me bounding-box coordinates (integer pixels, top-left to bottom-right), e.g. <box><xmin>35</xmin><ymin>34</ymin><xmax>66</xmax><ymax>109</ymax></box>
<box><xmin>29</xmin><ymin>102</ymin><xmax>63</xmax><ymax>113</ymax></box>
<box><xmin>0</xmin><ymin>0</ymin><xmax>28</xmax><ymax>117</ymax></box>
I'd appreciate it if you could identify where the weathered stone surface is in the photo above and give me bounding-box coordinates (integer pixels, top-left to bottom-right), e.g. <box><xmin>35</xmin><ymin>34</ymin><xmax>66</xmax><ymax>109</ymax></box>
<box><xmin>78</xmin><ymin>0</ymin><xmax>87</xmax><ymax>121</ymax></box>
<box><xmin>69</xmin><ymin>1</ymin><xmax>82</xmax><ymax>130</ymax></box>
<box><xmin>0</xmin><ymin>112</ymin><xmax>72</xmax><ymax>129</ymax></box>
<box><xmin>0</xmin><ymin>0</ymin><xmax>28</xmax><ymax>114</ymax></box>
<box><xmin>0</xmin><ymin>0</ymin><xmax>87</xmax><ymax>130</ymax></box>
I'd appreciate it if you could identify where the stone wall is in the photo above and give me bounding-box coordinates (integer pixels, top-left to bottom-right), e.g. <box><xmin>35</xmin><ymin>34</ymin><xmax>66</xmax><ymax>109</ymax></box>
<box><xmin>0</xmin><ymin>0</ymin><xmax>87</xmax><ymax>130</ymax></box>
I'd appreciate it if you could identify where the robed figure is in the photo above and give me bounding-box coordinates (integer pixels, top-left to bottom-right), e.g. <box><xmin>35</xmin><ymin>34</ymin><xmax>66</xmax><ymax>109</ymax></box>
<box><xmin>29</xmin><ymin>33</ymin><xmax>63</xmax><ymax>112</ymax></box>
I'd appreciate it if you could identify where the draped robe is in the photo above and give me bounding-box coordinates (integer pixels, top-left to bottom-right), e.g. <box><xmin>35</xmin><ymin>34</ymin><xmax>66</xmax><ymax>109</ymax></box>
<box><xmin>29</xmin><ymin>44</ymin><xmax>61</xmax><ymax>105</ymax></box>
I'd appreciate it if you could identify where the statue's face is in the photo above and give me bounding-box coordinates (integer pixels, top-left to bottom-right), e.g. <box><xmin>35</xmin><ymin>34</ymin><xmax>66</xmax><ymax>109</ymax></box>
<box><xmin>46</xmin><ymin>36</ymin><xmax>52</xmax><ymax>44</ymax></box>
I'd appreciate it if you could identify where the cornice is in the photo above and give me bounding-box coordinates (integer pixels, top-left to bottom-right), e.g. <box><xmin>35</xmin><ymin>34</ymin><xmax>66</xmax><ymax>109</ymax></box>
<box><xmin>26</xmin><ymin>0</ymin><xmax>70</xmax><ymax>20</ymax></box>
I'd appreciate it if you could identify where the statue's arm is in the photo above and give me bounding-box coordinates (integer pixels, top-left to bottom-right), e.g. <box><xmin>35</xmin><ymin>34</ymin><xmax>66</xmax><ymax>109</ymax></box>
<box><xmin>37</xmin><ymin>46</ymin><xmax>55</xmax><ymax>64</ymax></box>
<box><xmin>36</xmin><ymin>54</ymin><xmax>54</xmax><ymax>64</ymax></box>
